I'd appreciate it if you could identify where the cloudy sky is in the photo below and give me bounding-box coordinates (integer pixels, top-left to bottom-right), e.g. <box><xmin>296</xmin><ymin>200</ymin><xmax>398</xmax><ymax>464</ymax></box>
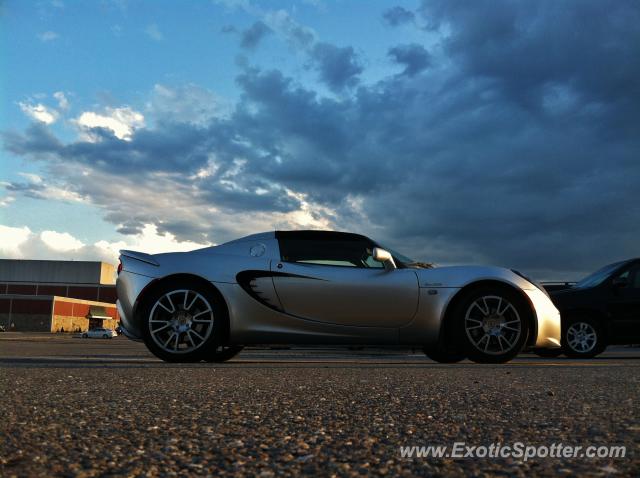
<box><xmin>1</xmin><ymin>0</ymin><xmax>639</xmax><ymax>280</ymax></box>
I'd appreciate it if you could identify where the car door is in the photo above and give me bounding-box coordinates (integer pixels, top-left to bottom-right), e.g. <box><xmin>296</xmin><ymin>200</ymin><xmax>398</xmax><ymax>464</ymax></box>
<box><xmin>607</xmin><ymin>262</ymin><xmax>640</xmax><ymax>341</ymax></box>
<box><xmin>271</xmin><ymin>234</ymin><xmax>419</xmax><ymax>327</ymax></box>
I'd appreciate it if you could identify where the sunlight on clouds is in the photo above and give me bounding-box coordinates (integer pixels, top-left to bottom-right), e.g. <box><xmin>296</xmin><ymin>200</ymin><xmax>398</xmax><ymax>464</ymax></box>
<box><xmin>284</xmin><ymin>190</ymin><xmax>333</xmax><ymax>229</ymax></box>
<box><xmin>18</xmin><ymin>102</ymin><xmax>59</xmax><ymax>124</ymax></box>
<box><xmin>18</xmin><ymin>173</ymin><xmax>44</xmax><ymax>184</ymax></box>
<box><xmin>96</xmin><ymin>224</ymin><xmax>211</xmax><ymax>257</ymax></box>
<box><xmin>0</xmin><ymin>196</ymin><xmax>15</xmax><ymax>207</ymax></box>
<box><xmin>40</xmin><ymin>230</ymin><xmax>85</xmax><ymax>251</ymax></box>
<box><xmin>9</xmin><ymin>173</ymin><xmax>86</xmax><ymax>203</ymax></box>
<box><xmin>75</xmin><ymin>107</ymin><xmax>145</xmax><ymax>141</ymax></box>
<box><xmin>43</xmin><ymin>187</ymin><xmax>84</xmax><ymax>203</ymax></box>
<box><xmin>0</xmin><ymin>225</ymin><xmax>32</xmax><ymax>256</ymax></box>
<box><xmin>0</xmin><ymin>224</ymin><xmax>211</xmax><ymax>265</ymax></box>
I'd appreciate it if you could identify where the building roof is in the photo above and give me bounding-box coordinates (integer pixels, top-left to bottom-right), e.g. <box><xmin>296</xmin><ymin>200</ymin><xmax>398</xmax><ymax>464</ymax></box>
<box><xmin>0</xmin><ymin>259</ymin><xmax>116</xmax><ymax>285</ymax></box>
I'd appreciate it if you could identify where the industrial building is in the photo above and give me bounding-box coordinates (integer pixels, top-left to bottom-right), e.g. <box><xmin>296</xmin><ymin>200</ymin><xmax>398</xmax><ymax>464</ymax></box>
<box><xmin>0</xmin><ymin>259</ymin><xmax>119</xmax><ymax>332</ymax></box>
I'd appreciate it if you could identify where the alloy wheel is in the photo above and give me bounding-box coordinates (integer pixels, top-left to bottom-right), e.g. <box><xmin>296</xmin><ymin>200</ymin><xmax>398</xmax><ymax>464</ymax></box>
<box><xmin>464</xmin><ymin>295</ymin><xmax>522</xmax><ymax>355</ymax></box>
<box><xmin>566</xmin><ymin>321</ymin><xmax>597</xmax><ymax>353</ymax></box>
<box><xmin>148</xmin><ymin>289</ymin><xmax>215</xmax><ymax>354</ymax></box>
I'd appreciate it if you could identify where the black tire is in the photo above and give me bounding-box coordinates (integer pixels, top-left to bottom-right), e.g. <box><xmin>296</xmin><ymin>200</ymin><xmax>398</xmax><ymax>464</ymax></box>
<box><xmin>424</xmin><ymin>342</ymin><xmax>466</xmax><ymax>363</ymax></box>
<box><xmin>140</xmin><ymin>279</ymin><xmax>227</xmax><ymax>363</ymax></box>
<box><xmin>534</xmin><ymin>348</ymin><xmax>564</xmax><ymax>358</ymax></box>
<box><xmin>82</xmin><ymin>333</ymin><xmax>88</xmax><ymax>338</ymax></box>
<box><xmin>103</xmin><ymin>334</ymin><xmax>109</xmax><ymax>339</ymax></box>
<box><xmin>203</xmin><ymin>345</ymin><xmax>244</xmax><ymax>363</ymax></box>
<box><xmin>562</xmin><ymin>316</ymin><xmax>606</xmax><ymax>358</ymax></box>
<box><xmin>453</xmin><ymin>286</ymin><xmax>531</xmax><ymax>364</ymax></box>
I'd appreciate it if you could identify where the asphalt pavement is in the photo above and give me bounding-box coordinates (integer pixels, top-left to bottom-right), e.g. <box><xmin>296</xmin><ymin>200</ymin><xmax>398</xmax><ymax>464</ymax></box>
<box><xmin>1</xmin><ymin>333</ymin><xmax>638</xmax><ymax>477</ymax></box>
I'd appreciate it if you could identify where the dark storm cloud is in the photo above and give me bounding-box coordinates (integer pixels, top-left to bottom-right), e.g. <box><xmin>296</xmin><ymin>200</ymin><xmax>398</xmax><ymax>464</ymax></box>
<box><xmin>310</xmin><ymin>42</ymin><xmax>363</xmax><ymax>92</ymax></box>
<box><xmin>5</xmin><ymin>0</ymin><xmax>640</xmax><ymax>278</ymax></box>
<box><xmin>240</xmin><ymin>21</ymin><xmax>272</xmax><ymax>50</ymax></box>
<box><xmin>388</xmin><ymin>43</ymin><xmax>430</xmax><ymax>76</ymax></box>
<box><xmin>382</xmin><ymin>6</ymin><xmax>415</xmax><ymax>26</ymax></box>
<box><xmin>418</xmin><ymin>0</ymin><xmax>640</xmax><ymax>117</ymax></box>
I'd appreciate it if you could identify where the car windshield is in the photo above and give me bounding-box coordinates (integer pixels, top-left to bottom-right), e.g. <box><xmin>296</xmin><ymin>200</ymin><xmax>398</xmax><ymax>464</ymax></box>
<box><xmin>575</xmin><ymin>260</ymin><xmax>628</xmax><ymax>288</ymax></box>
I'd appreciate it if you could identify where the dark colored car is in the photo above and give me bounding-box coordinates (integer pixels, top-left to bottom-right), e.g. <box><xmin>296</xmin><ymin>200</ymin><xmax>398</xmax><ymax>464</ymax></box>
<box><xmin>547</xmin><ymin>258</ymin><xmax>640</xmax><ymax>358</ymax></box>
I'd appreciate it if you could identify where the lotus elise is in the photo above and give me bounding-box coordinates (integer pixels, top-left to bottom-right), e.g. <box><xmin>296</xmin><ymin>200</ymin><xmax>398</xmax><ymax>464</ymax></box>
<box><xmin>116</xmin><ymin>230</ymin><xmax>561</xmax><ymax>363</ymax></box>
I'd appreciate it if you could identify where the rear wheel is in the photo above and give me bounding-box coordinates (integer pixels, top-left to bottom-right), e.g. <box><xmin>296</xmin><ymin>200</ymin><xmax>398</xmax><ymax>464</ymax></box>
<box><xmin>141</xmin><ymin>281</ymin><xmax>225</xmax><ymax>362</ymax></box>
<box><xmin>454</xmin><ymin>286</ymin><xmax>530</xmax><ymax>364</ymax></box>
<box><xmin>203</xmin><ymin>345</ymin><xmax>244</xmax><ymax>363</ymax></box>
<box><xmin>563</xmin><ymin>317</ymin><xmax>606</xmax><ymax>358</ymax></box>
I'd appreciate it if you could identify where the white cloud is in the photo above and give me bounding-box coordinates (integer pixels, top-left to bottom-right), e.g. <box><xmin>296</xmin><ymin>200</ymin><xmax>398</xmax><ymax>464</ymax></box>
<box><xmin>40</xmin><ymin>186</ymin><xmax>85</xmax><ymax>202</ymax></box>
<box><xmin>0</xmin><ymin>196</ymin><xmax>15</xmax><ymax>207</ymax></box>
<box><xmin>282</xmin><ymin>189</ymin><xmax>333</xmax><ymax>229</ymax></box>
<box><xmin>40</xmin><ymin>230</ymin><xmax>85</xmax><ymax>251</ymax></box>
<box><xmin>145</xmin><ymin>23</ymin><xmax>163</xmax><ymax>41</ymax></box>
<box><xmin>75</xmin><ymin>107</ymin><xmax>145</xmax><ymax>141</ymax></box>
<box><xmin>18</xmin><ymin>172</ymin><xmax>44</xmax><ymax>184</ymax></box>
<box><xmin>18</xmin><ymin>102</ymin><xmax>59</xmax><ymax>124</ymax></box>
<box><xmin>53</xmin><ymin>91</ymin><xmax>70</xmax><ymax>110</ymax></box>
<box><xmin>0</xmin><ymin>225</ymin><xmax>32</xmax><ymax>257</ymax></box>
<box><xmin>7</xmin><ymin>173</ymin><xmax>85</xmax><ymax>203</ymax></box>
<box><xmin>0</xmin><ymin>223</ymin><xmax>210</xmax><ymax>264</ymax></box>
<box><xmin>96</xmin><ymin>224</ymin><xmax>211</xmax><ymax>257</ymax></box>
<box><xmin>38</xmin><ymin>31</ymin><xmax>59</xmax><ymax>42</ymax></box>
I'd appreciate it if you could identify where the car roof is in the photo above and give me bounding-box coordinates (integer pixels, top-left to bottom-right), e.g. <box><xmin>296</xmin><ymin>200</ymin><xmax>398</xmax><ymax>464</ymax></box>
<box><xmin>222</xmin><ymin>230</ymin><xmax>374</xmax><ymax>245</ymax></box>
<box><xmin>275</xmin><ymin>230</ymin><xmax>372</xmax><ymax>242</ymax></box>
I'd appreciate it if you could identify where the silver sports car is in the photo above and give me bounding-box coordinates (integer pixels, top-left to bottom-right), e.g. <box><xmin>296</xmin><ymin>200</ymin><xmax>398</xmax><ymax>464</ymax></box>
<box><xmin>116</xmin><ymin>230</ymin><xmax>561</xmax><ymax>363</ymax></box>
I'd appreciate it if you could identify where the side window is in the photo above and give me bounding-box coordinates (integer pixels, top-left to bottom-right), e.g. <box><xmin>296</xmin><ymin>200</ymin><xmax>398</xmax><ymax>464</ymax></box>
<box><xmin>629</xmin><ymin>265</ymin><xmax>640</xmax><ymax>289</ymax></box>
<box><xmin>363</xmin><ymin>254</ymin><xmax>385</xmax><ymax>268</ymax></box>
<box><xmin>616</xmin><ymin>265</ymin><xmax>640</xmax><ymax>289</ymax></box>
<box><xmin>279</xmin><ymin>239</ymin><xmax>385</xmax><ymax>268</ymax></box>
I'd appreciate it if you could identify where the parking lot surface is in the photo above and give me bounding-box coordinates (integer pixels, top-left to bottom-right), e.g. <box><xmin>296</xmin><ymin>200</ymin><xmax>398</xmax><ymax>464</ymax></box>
<box><xmin>1</xmin><ymin>333</ymin><xmax>638</xmax><ymax>477</ymax></box>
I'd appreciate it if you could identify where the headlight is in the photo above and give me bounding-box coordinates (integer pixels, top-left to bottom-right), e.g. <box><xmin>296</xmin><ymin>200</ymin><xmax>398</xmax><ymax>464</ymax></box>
<box><xmin>511</xmin><ymin>269</ymin><xmax>551</xmax><ymax>298</ymax></box>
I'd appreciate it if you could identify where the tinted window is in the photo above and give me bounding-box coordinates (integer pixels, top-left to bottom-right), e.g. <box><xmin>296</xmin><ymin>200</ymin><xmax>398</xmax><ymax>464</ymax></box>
<box><xmin>618</xmin><ymin>264</ymin><xmax>640</xmax><ymax>289</ymax></box>
<box><xmin>279</xmin><ymin>238</ymin><xmax>384</xmax><ymax>268</ymax></box>
<box><xmin>575</xmin><ymin>260</ymin><xmax>628</xmax><ymax>288</ymax></box>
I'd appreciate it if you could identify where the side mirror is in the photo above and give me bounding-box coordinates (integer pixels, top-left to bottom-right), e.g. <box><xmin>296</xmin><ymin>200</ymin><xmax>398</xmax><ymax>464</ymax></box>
<box><xmin>373</xmin><ymin>247</ymin><xmax>397</xmax><ymax>270</ymax></box>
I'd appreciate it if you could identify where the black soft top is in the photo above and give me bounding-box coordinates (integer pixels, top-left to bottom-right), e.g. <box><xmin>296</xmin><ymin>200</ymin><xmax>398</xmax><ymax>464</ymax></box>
<box><xmin>275</xmin><ymin>230</ymin><xmax>373</xmax><ymax>243</ymax></box>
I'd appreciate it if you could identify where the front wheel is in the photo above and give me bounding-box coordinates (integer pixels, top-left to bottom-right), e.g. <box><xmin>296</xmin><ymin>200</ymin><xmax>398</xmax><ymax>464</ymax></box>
<box><xmin>141</xmin><ymin>281</ymin><xmax>225</xmax><ymax>362</ymax></box>
<box><xmin>454</xmin><ymin>286</ymin><xmax>530</xmax><ymax>364</ymax></box>
<box><xmin>563</xmin><ymin>317</ymin><xmax>606</xmax><ymax>358</ymax></box>
<box><xmin>82</xmin><ymin>333</ymin><xmax>88</xmax><ymax>338</ymax></box>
